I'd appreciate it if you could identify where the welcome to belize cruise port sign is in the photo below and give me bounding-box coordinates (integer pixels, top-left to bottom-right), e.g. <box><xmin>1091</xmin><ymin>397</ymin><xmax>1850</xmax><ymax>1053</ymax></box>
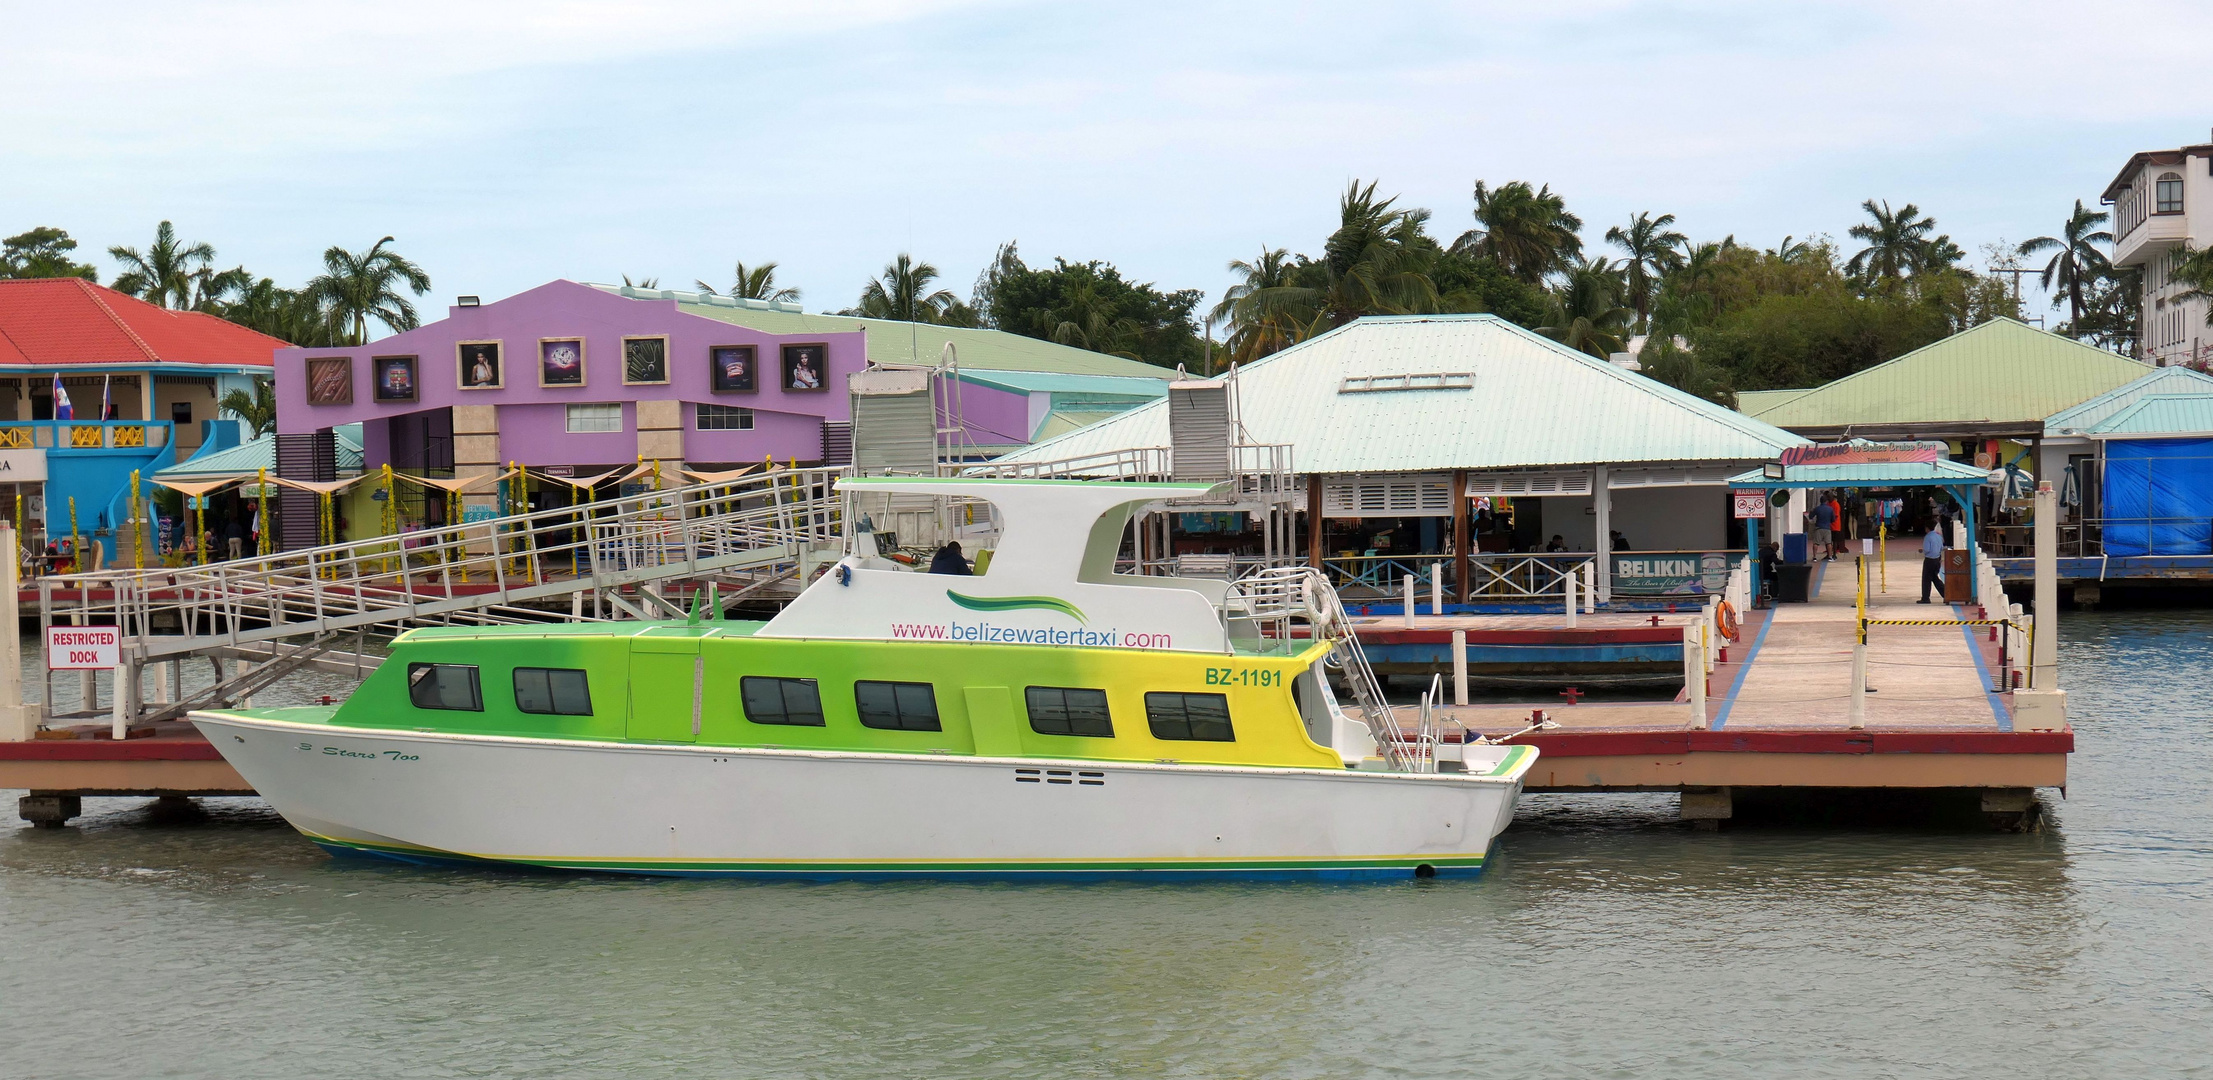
<box><xmin>48</xmin><ymin>625</ymin><xmax>119</xmax><ymax>669</ymax></box>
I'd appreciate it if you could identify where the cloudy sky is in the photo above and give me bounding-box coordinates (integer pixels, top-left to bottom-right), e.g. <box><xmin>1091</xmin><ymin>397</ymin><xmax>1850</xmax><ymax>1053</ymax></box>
<box><xmin>6</xmin><ymin>0</ymin><xmax>2208</xmax><ymax>322</ymax></box>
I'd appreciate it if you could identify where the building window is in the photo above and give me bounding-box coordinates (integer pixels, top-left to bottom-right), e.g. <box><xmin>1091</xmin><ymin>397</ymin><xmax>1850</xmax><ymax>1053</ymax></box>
<box><xmin>408</xmin><ymin>663</ymin><xmax>482</xmax><ymax>711</ymax></box>
<box><xmin>170</xmin><ymin>402</ymin><xmax>191</xmax><ymax>427</ymax></box>
<box><xmin>513</xmin><ymin>667</ymin><xmax>592</xmax><ymax>715</ymax></box>
<box><xmin>1026</xmin><ymin>687</ymin><xmax>1114</xmax><ymax>737</ymax></box>
<box><xmin>742</xmin><ymin>676</ymin><xmax>824</xmax><ymax>726</ymax></box>
<box><xmin>565</xmin><ymin>403</ymin><xmax>622</xmax><ymax>433</ymax></box>
<box><xmin>1144</xmin><ymin>692</ymin><xmax>1234</xmax><ymax>742</ymax></box>
<box><xmin>2156</xmin><ymin>172</ymin><xmax>2184</xmax><ymax>214</ymax></box>
<box><xmin>855</xmin><ymin>680</ymin><xmax>941</xmax><ymax>731</ymax></box>
<box><xmin>696</xmin><ymin>404</ymin><xmax>754</xmax><ymax>431</ymax></box>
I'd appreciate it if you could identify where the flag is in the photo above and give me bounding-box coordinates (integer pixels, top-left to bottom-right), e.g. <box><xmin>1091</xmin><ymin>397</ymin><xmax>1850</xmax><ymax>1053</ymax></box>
<box><xmin>51</xmin><ymin>374</ymin><xmax>71</xmax><ymax>421</ymax></box>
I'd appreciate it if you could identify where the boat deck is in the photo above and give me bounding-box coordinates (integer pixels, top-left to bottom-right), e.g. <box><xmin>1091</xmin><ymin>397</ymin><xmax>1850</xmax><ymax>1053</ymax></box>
<box><xmin>1405</xmin><ymin>555</ymin><xmax>2070</xmax><ymax>796</ymax></box>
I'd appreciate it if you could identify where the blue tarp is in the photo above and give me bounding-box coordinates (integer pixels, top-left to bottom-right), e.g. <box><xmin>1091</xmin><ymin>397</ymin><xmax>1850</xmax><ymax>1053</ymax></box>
<box><xmin>2102</xmin><ymin>437</ymin><xmax>2213</xmax><ymax>555</ymax></box>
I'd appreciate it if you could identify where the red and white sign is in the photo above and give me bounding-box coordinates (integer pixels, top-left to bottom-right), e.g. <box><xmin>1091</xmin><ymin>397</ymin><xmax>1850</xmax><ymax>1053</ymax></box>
<box><xmin>1732</xmin><ymin>489</ymin><xmax>1767</xmax><ymax>519</ymax></box>
<box><xmin>1779</xmin><ymin>441</ymin><xmax>1944</xmax><ymax>467</ymax></box>
<box><xmin>48</xmin><ymin>626</ymin><xmax>119</xmax><ymax>670</ymax></box>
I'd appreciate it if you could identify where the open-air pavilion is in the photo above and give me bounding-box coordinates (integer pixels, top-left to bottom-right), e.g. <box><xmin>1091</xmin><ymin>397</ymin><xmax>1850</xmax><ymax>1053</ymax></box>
<box><xmin>1729</xmin><ymin>445</ymin><xmax>1995</xmax><ymax>603</ymax></box>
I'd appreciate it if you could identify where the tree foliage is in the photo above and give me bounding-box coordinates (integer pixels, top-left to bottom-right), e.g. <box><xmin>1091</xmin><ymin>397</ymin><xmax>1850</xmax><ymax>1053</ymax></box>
<box><xmin>218</xmin><ymin>376</ymin><xmax>277</xmax><ymax>438</ymax></box>
<box><xmin>696</xmin><ymin>260</ymin><xmax>800</xmax><ymax>304</ymax></box>
<box><xmin>0</xmin><ymin>227</ymin><xmax>100</xmax><ymax>280</ymax></box>
<box><xmin>305</xmin><ymin>237</ymin><xmax>432</xmax><ymax>345</ymax></box>
<box><xmin>974</xmin><ymin>244</ymin><xmax>1203</xmax><ymax>369</ymax></box>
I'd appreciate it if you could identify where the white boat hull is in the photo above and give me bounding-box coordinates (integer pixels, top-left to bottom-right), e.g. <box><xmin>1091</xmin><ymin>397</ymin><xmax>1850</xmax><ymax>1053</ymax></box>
<box><xmin>192</xmin><ymin>711</ymin><xmax>1534</xmax><ymax>881</ymax></box>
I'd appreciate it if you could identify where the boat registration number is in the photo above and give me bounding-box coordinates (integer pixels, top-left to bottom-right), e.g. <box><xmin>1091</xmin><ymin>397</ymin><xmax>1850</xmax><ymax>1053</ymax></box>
<box><xmin>1205</xmin><ymin>667</ymin><xmax>1282</xmax><ymax>688</ymax></box>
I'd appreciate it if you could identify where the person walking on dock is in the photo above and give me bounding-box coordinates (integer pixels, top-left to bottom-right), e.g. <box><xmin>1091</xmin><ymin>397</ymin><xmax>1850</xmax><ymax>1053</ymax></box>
<box><xmin>1918</xmin><ymin>523</ymin><xmax>1946</xmax><ymax>604</ymax></box>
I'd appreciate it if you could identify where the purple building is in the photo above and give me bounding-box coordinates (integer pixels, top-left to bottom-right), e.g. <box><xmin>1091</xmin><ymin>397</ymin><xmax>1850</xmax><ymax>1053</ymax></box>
<box><xmin>273</xmin><ymin>280</ymin><xmax>862</xmax><ymax>541</ymax></box>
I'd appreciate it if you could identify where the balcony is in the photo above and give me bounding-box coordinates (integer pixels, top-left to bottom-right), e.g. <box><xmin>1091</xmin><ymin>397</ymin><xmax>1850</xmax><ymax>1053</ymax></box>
<box><xmin>2113</xmin><ymin>211</ymin><xmax>2188</xmax><ymax>268</ymax></box>
<box><xmin>0</xmin><ymin>420</ymin><xmax>174</xmax><ymax>452</ymax></box>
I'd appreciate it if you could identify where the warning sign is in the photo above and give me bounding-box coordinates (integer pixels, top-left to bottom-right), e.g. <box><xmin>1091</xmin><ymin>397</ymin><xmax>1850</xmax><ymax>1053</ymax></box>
<box><xmin>48</xmin><ymin>626</ymin><xmax>119</xmax><ymax>670</ymax></box>
<box><xmin>1732</xmin><ymin>489</ymin><xmax>1767</xmax><ymax>519</ymax></box>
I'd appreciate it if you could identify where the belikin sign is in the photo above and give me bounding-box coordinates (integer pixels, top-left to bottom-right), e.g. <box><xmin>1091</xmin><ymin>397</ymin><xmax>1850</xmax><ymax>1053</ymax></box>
<box><xmin>1779</xmin><ymin>441</ymin><xmax>1945</xmax><ymax>467</ymax></box>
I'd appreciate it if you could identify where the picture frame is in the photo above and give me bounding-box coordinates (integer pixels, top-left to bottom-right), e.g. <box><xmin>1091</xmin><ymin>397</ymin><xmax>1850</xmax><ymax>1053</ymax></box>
<box><xmin>709</xmin><ymin>345</ymin><xmax>757</xmax><ymax>393</ymax></box>
<box><xmin>780</xmin><ymin>343</ymin><xmax>828</xmax><ymax>392</ymax></box>
<box><xmin>304</xmin><ymin>357</ymin><xmax>353</xmax><ymax>405</ymax></box>
<box><xmin>457</xmin><ymin>340</ymin><xmax>504</xmax><ymax>389</ymax></box>
<box><xmin>622</xmin><ymin>335</ymin><xmax>670</xmax><ymax>385</ymax></box>
<box><xmin>372</xmin><ymin>355</ymin><xmax>419</xmax><ymax>403</ymax></box>
<box><xmin>539</xmin><ymin>338</ymin><xmax>587</xmax><ymax>387</ymax></box>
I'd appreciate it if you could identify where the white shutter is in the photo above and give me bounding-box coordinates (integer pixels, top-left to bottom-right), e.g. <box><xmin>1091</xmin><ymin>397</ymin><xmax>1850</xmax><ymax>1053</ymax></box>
<box><xmin>1609</xmin><ymin>466</ymin><xmax>1737</xmax><ymax>488</ymax></box>
<box><xmin>1464</xmin><ymin>471</ymin><xmax>1593</xmax><ymax>497</ymax></box>
<box><xmin>1322</xmin><ymin>473</ymin><xmax>1456</xmax><ymax>517</ymax></box>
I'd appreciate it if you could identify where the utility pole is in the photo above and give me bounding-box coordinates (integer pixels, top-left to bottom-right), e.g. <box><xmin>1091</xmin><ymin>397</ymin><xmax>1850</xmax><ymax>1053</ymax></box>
<box><xmin>1985</xmin><ymin>266</ymin><xmax>2044</xmax><ymax>328</ymax></box>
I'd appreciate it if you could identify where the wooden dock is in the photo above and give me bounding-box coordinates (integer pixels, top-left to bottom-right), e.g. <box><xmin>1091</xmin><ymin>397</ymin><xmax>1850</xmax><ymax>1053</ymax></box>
<box><xmin>1414</xmin><ymin>554</ymin><xmax>2069</xmax><ymax>825</ymax></box>
<box><xmin>1351</xmin><ymin>611</ymin><xmax>1701</xmax><ymax>678</ymax></box>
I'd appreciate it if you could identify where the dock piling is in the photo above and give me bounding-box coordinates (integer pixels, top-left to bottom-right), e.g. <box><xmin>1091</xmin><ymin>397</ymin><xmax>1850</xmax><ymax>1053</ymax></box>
<box><xmin>1402</xmin><ymin>574</ymin><xmax>1415</xmax><ymax>629</ymax></box>
<box><xmin>1565</xmin><ymin>569</ymin><xmax>1579</xmax><ymax>629</ymax></box>
<box><xmin>1451</xmin><ymin>629</ymin><xmax>1468</xmax><ymax>706</ymax></box>
<box><xmin>1685</xmin><ymin>624</ymin><xmax>1707</xmax><ymax>727</ymax></box>
<box><xmin>1430</xmin><ymin>566</ymin><xmax>1442</xmax><ymax>618</ymax></box>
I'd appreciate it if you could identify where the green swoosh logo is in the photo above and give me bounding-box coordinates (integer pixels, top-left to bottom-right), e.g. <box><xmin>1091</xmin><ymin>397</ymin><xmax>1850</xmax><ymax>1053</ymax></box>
<box><xmin>946</xmin><ymin>590</ymin><xmax>1087</xmax><ymax>622</ymax></box>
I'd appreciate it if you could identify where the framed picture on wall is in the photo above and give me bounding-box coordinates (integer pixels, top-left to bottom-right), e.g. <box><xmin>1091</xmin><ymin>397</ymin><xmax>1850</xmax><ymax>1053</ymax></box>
<box><xmin>304</xmin><ymin>357</ymin><xmax>353</xmax><ymax>405</ymax></box>
<box><xmin>780</xmin><ymin>343</ymin><xmax>828</xmax><ymax>391</ymax></box>
<box><xmin>539</xmin><ymin>338</ymin><xmax>586</xmax><ymax>386</ymax></box>
<box><xmin>372</xmin><ymin>356</ymin><xmax>418</xmax><ymax>402</ymax></box>
<box><xmin>623</xmin><ymin>336</ymin><xmax>669</xmax><ymax>385</ymax></box>
<box><xmin>458</xmin><ymin>340</ymin><xmax>503</xmax><ymax>389</ymax></box>
<box><xmin>709</xmin><ymin>345</ymin><xmax>757</xmax><ymax>392</ymax></box>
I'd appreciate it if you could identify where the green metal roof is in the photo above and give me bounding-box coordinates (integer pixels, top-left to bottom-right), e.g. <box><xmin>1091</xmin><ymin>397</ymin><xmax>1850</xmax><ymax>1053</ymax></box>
<box><xmin>158</xmin><ymin>426</ymin><xmax>364</xmax><ymax>479</ymax></box>
<box><xmin>2044</xmin><ymin>366</ymin><xmax>2213</xmax><ymax>433</ymax></box>
<box><xmin>997</xmin><ymin>315</ymin><xmax>1806</xmax><ymax>473</ymax></box>
<box><xmin>2085</xmin><ymin>394</ymin><xmax>2213</xmax><ymax>436</ymax></box>
<box><xmin>1752</xmin><ymin>318</ymin><xmax>2151</xmax><ymax>429</ymax></box>
<box><xmin>587</xmin><ymin>283</ymin><xmax>1174</xmax><ymax>379</ymax></box>
<box><xmin>1727</xmin><ymin>457</ymin><xmax>1990</xmax><ymax>488</ymax></box>
<box><xmin>1735</xmin><ymin>388</ymin><xmax>1810</xmax><ymax>417</ymax></box>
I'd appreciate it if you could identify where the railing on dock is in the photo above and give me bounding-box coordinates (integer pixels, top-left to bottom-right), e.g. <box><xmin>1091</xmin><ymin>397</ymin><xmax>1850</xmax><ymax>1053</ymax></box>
<box><xmin>39</xmin><ymin>467</ymin><xmax>849</xmax><ymax>672</ymax></box>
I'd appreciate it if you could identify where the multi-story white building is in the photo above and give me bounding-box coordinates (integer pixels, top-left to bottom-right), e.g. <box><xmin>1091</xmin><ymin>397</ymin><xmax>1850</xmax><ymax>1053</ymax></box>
<box><xmin>2105</xmin><ymin>134</ymin><xmax>2213</xmax><ymax>367</ymax></box>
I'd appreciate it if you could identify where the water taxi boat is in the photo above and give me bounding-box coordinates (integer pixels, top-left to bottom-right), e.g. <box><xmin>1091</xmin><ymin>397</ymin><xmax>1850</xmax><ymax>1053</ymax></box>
<box><xmin>193</xmin><ymin>478</ymin><xmax>1536</xmax><ymax>880</ymax></box>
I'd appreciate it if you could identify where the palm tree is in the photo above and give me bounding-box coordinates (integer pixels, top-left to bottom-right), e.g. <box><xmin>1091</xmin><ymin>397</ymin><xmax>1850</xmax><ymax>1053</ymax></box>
<box><xmin>1604</xmin><ymin>211</ymin><xmax>1688</xmax><ymax>331</ymax></box>
<box><xmin>219</xmin><ymin>377</ymin><xmax>276</xmax><ymax>438</ymax></box>
<box><xmin>1037</xmin><ymin>279</ymin><xmax>1142</xmax><ymax>358</ymax></box>
<box><xmin>1231</xmin><ymin>181</ymin><xmax>1440</xmax><ymax>345</ymax></box>
<box><xmin>1456</xmin><ymin>180</ymin><xmax>1583</xmax><ymax>283</ymax></box>
<box><xmin>849</xmin><ymin>254</ymin><xmax>958</xmax><ymax>323</ymax></box>
<box><xmin>107</xmin><ymin>221</ymin><xmax>215</xmax><ymax>308</ymax></box>
<box><xmin>695</xmin><ymin>260</ymin><xmax>800</xmax><ymax>303</ymax></box>
<box><xmin>2018</xmin><ymin>201</ymin><xmax>2114</xmax><ymax>331</ymax></box>
<box><xmin>1210</xmin><ymin>248</ymin><xmax>1305</xmax><ymax>364</ymax></box>
<box><xmin>1845</xmin><ymin>200</ymin><xmax>1937</xmax><ymax>286</ymax></box>
<box><xmin>304</xmin><ymin>237</ymin><xmax>432</xmax><ymax>345</ymax></box>
<box><xmin>1537</xmin><ymin>258</ymin><xmax>1633</xmax><ymax>358</ymax></box>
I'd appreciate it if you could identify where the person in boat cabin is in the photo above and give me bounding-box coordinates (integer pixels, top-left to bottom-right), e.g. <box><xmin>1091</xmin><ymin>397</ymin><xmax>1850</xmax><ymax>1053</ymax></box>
<box><xmin>928</xmin><ymin>541</ymin><xmax>972</xmax><ymax>575</ymax></box>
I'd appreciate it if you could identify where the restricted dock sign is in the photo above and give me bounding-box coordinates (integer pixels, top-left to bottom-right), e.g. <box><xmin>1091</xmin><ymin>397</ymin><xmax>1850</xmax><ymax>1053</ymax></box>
<box><xmin>48</xmin><ymin>626</ymin><xmax>119</xmax><ymax>670</ymax></box>
<box><xmin>1732</xmin><ymin>489</ymin><xmax>1767</xmax><ymax>519</ymax></box>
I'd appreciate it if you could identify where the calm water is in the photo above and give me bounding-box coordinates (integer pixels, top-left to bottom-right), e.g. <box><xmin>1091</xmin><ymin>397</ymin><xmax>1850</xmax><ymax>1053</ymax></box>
<box><xmin>3</xmin><ymin>614</ymin><xmax>2209</xmax><ymax>1079</ymax></box>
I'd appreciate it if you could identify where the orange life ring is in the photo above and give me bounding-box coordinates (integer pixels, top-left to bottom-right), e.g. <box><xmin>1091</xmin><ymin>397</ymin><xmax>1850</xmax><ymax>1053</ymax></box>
<box><xmin>1715</xmin><ymin>599</ymin><xmax>1741</xmax><ymax>642</ymax></box>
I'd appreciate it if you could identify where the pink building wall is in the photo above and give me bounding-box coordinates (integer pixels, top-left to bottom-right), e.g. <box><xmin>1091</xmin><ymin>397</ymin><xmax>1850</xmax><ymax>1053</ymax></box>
<box><xmin>274</xmin><ymin>279</ymin><xmax>863</xmax><ymax>468</ymax></box>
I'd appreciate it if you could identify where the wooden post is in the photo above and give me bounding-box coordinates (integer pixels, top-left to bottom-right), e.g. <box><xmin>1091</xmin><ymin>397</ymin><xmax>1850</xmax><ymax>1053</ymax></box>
<box><xmin>2031</xmin><ymin>480</ymin><xmax>2058</xmax><ymax>689</ymax></box>
<box><xmin>1429</xmin><ymin>566</ymin><xmax>1442</xmax><ymax>617</ymax></box>
<box><xmin>1306</xmin><ymin>475</ymin><xmax>1323</xmax><ymax>571</ymax></box>
<box><xmin>1401</xmin><ymin>573</ymin><xmax>1415</xmax><ymax>629</ymax></box>
<box><xmin>1451</xmin><ymin>470</ymin><xmax>1469</xmax><ymax>605</ymax></box>
<box><xmin>1686</xmin><ymin>624</ymin><xmax>1706</xmax><ymax>727</ymax></box>
<box><xmin>1565</xmin><ymin>567</ymin><xmax>1578</xmax><ymax>628</ymax></box>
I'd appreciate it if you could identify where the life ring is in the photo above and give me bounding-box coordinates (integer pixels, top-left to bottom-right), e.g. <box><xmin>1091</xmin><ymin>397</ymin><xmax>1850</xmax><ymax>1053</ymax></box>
<box><xmin>1715</xmin><ymin>599</ymin><xmax>1741</xmax><ymax>642</ymax></box>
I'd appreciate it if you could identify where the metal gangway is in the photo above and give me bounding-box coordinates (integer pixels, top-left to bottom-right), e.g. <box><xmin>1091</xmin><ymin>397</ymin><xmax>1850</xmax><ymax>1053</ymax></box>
<box><xmin>40</xmin><ymin>466</ymin><xmax>848</xmax><ymax>726</ymax></box>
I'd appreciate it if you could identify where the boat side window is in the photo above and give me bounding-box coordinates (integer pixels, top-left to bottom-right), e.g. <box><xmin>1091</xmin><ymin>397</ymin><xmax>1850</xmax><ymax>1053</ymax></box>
<box><xmin>855</xmin><ymin>680</ymin><xmax>941</xmax><ymax>732</ymax></box>
<box><xmin>513</xmin><ymin>667</ymin><xmax>592</xmax><ymax>715</ymax></box>
<box><xmin>1144</xmin><ymin>692</ymin><xmax>1234</xmax><ymax>742</ymax></box>
<box><xmin>1025</xmin><ymin>686</ymin><xmax>1114</xmax><ymax>737</ymax></box>
<box><xmin>742</xmin><ymin>677</ymin><xmax>825</xmax><ymax>726</ymax></box>
<box><xmin>408</xmin><ymin>663</ymin><xmax>482</xmax><ymax>712</ymax></box>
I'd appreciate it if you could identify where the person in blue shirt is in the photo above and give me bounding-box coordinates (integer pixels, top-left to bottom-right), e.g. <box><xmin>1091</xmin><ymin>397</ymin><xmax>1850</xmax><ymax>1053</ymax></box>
<box><xmin>1811</xmin><ymin>497</ymin><xmax>1836</xmax><ymax>561</ymax></box>
<box><xmin>1918</xmin><ymin>518</ymin><xmax>1947</xmax><ymax>603</ymax></box>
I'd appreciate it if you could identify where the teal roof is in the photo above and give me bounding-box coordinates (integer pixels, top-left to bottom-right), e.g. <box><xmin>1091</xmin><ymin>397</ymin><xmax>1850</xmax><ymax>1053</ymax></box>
<box><xmin>588</xmin><ymin>284</ymin><xmax>1175</xmax><ymax>379</ymax></box>
<box><xmin>1754</xmin><ymin>318</ymin><xmax>2150</xmax><ymax>429</ymax></box>
<box><xmin>2044</xmin><ymin>366</ymin><xmax>2213</xmax><ymax>433</ymax></box>
<box><xmin>2085</xmin><ymin>394</ymin><xmax>2213</xmax><ymax>436</ymax></box>
<box><xmin>159</xmin><ymin>426</ymin><xmax>363</xmax><ymax>479</ymax></box>
<box><xmin>956</xmin><ymin>370</ymin><xmax>1170</xmax><ymax>398</ymax></box>
<box><xmin>1735</xmin><ymin>388</ymin><xmax>1810</xmax><ymax>417</ymax></box>
<box><xmin>998</xmin><ymin>315</ymin><xmax>1806</xmax><ymax>473</ymax></box>
<box><xmin>1728</xmin><ymin>457</ymin><xmax>1990</xmax><ymax>488</ymax></box>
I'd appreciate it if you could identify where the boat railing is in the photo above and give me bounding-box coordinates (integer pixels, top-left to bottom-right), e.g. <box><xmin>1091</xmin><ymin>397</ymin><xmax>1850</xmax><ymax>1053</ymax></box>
<box><xmin>1225</xmin><ymin>565</ymin><xmax>1428</xmax><ymax>773</ymax></box>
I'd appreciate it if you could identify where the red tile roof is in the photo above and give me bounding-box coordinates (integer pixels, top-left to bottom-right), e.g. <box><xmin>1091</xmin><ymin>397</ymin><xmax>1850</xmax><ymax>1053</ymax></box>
<box><xmin>0</xmin><ymin>278</ymin><xmax>284</xmax><ymax>369</ymax></box>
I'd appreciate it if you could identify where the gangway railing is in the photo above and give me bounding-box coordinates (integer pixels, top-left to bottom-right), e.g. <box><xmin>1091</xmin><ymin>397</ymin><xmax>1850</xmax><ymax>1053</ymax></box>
<box><xmin>1227</xmin><ymin>565</ymin><xmax>1427</xmax><ymax>772</ymax></box>
<box><xmin>40</xmin><ymin>467</ymin><xmax>849</xmax><ymax>673</ymax></box>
